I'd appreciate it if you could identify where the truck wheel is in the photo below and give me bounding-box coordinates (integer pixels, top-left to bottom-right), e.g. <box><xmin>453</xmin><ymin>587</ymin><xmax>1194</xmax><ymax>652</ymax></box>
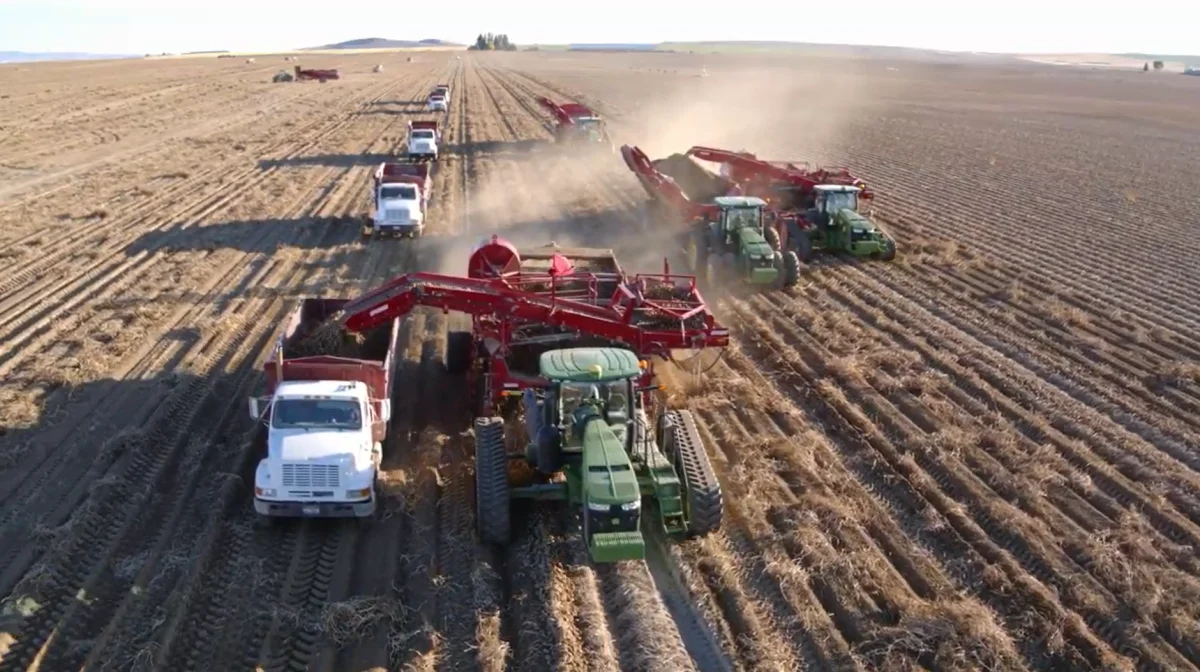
<box><xmin>764</xmin><ymin>225</ymin><xmax>781</xmax><ymax>251</ymax></box>
<box><xmin>662</xmin><ymin>410</ymin><xmax>722</xmax><ymax>536</ymax></box>
<box><xmin>474</xmin><ymin>417</ymin><xmax>511</xmax><ymax>546</ymax></box>
<box><xmin>445</xmin><ymin>331</ymin><xmax>473</xmax><ymax>374</ymax></box>
<box><xmin>781</xmin><ymin>250</ymin><xmax>801</xmax><ymax>288</ymax></box>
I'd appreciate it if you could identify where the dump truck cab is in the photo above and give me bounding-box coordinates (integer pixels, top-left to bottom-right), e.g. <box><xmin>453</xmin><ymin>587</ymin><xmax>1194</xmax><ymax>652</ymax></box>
<box><xmin>538</xmin><ymin>348</ymin><xmax>645</xmax><ymax>561</ymax></box>
<box><xmin>251</xmin><ymin>380</ymin><xmax>386</xmax><ymax>518</ymax></box>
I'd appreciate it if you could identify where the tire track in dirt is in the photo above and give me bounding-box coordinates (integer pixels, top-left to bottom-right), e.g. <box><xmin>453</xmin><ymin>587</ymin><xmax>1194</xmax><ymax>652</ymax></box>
<box><xmin>0</xmin><ymin>60</ymin><xmax>456</xmax><ymax>667</ymax></box>
<box><xmin>0</xmin><ymin>74</ymin><xmax>426</xmax><ymax>587</ymax></box>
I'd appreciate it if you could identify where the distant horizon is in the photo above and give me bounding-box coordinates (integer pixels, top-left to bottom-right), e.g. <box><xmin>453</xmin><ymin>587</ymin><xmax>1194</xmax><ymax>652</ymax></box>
<box><xmin>4</xmin><ymin>38</ymin><xmax>1198</xmax><ymax>64</ymax></box>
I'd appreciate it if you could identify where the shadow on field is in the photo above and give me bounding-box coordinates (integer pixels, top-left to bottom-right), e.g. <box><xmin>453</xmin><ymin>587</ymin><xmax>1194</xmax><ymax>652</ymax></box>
<box><xmin>258</xmin><ymin>152</ymin><xmax>401</xmax><ymax>169</ymax></box>
<box><xmin>446</xmin><ymin>138</ymin><xmax>551</xmax><ymax>159</ymax></box>
<box><xmin>123</xmin><ymin>215</ymin><xmax>374</xmax><ymax>255</ymax></box>
<box><xmin>0</xmin><ymin>363</ymin><xmax>265</xmax><ymax>667</ymax></box>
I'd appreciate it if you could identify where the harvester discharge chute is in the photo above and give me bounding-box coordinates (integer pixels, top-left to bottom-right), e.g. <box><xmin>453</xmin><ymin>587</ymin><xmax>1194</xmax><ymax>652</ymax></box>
<box><xmin>684</xmin><ymin>146</ymin><xmax>896</xmax><ymax>262</ymax></box>
<box><xmin>537</xmin><ymin>97</ymin><xmax>615</xmax><ymax>153</ymax></box>
<box><xmin>336</xmin><ymin>236</ymin><xmax>727</xmax><ymax>563</ymax></box>
<box><xmin>622</xmin><ymin>145</ymin><xmax>801</xmax><ymax>290</ymax></box>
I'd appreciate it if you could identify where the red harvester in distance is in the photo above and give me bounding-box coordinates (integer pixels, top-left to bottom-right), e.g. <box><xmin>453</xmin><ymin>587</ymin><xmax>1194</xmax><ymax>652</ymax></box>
<box><xmin>293</xmin><ymin>65</ymin><xmax>340</xmax><ymax>82</ymax></box>
<box><xmin>335</xmin><ymin>235</ymin><xmax>728</xmax><ymax>416</ymax></box>
<box><xmin>537</xmin><ymin>97</ymin><xmax>614</xmax><ymax>150</ymax></box>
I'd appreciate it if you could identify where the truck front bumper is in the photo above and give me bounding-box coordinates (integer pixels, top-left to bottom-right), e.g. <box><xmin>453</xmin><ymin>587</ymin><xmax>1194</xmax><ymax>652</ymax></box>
<box><xmin>372</xmin><ymin>223</ymin><xmax>423</xmax><ymax>237</ymax></box>
<box><xmin>255</xmin><ymin>495</ymin><xmax>375</xmax><ymax>518</ymax></box>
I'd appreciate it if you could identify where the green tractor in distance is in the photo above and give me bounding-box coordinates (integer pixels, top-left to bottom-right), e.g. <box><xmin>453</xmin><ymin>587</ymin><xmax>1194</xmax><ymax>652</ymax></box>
<box><xmin>786</xmin><ymin>185</ymin><xmax>897</xmax><ymax>262</ymax></box>
<box><xmin>474</xmin><ymin>347</ymin><xmax>722</xmax><ymax>563</ymax></box>
<box><xmin>688</xmin><ymin>196</ymin><xmax>801</xmax><ymax>290</ymax></box>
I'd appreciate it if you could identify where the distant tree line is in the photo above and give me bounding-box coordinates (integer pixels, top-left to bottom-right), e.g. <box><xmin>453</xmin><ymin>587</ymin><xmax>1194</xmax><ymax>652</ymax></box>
<box><xmin>469</xmin><ymin>33</ymin><xmax>517</xmax><ymax>51</ymax></box>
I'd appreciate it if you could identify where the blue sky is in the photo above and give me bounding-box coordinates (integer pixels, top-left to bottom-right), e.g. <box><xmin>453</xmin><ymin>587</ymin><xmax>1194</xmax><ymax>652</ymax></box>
<box><xmin>1</xmin><ymin>0</ymin><xmax>1195</xmax><ymax>55</ymax></box>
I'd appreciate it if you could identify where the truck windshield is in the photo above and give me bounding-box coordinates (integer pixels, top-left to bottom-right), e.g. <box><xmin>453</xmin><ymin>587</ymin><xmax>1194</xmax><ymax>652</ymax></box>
<box><xmin>380</xmin><ymin>185</ymin><xmax>417</xmax><ymax>200</ymax></box>
<box><xmin>273</xmin><ymin>399</ymin><xmax>363</xmax><ymax>430</ymax></box>
<box><xmin>413</xmin><ymin>130</ymin><xmax>434</xmax><ymax>139</ymax></box>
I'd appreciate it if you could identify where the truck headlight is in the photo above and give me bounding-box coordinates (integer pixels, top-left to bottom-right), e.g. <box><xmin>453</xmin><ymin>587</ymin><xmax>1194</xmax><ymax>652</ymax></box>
<box><xmin>256</xmin><ymin>487</ymin><xmax>276</xmax><ymax>497</ymax></box>
<box><xmin>586</xmin><ymin>501</ymin><xmax>610</xmax><ymax>512</ymax></box>
<box><xmin>620</xmin><ymin>500</ymin><xmax>641</xmax><ymax>511</ymax></box>
<box><xmin>345</xmin><ymin>488</ymin><xmax>371</xmax><ymax>500</ymax></box>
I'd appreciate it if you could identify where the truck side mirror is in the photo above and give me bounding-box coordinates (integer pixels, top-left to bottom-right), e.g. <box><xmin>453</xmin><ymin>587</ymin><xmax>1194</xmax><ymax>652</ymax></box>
<box><xmin>248</xmin><ymin>397</ymin><xmax>260</xmax><ymax>420</ymax></box>
<box><xmin>378</xmin><ymin>399</ymin><xmax>392</xmax><ymax>423</ymax></box>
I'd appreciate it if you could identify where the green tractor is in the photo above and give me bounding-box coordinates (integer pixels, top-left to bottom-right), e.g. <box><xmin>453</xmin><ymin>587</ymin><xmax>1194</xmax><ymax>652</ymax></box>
<box><xmin>474</xmin><ymin>347</ymin><xmax>722</xmax><ymax>563</ymax></box>
<box><xmin>786</xmin><ymin>185</ymin><xmax>897</xmax><ymax>262</ymax></box>
<box><xmin>687</xmin><ymin>196</ymin><xmax>801</xmax><ymax>290</ymax></box>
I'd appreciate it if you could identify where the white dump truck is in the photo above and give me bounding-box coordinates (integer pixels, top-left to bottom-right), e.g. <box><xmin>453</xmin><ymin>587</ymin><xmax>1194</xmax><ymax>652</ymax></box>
<box><xmin>364</xmin><ymin>161</ymin><xmax>431</xmax><ymax>238</ymax></box>
<box><xmin>249</xmin><ymin>299</ymin><xmax>399</xmax><ymax>519</ymax></box>
<box><xmin>406</xmin><ymin>120</ymin><xmax>440</xmax><ymax>160</ymax></box>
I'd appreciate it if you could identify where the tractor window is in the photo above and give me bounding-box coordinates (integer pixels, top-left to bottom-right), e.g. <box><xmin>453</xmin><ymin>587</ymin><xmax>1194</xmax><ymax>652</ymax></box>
<box><xmin>559</xmin><ymin>379</ymin><xmax>631</xmax><ymax>419</ymax></box>
<box><xmin>821</xmin><ymin>190</ymin><xmax>859</xmax><ymax>213</ymax></box>
<box><xmin>723</xmin><ymin>207</ymin><xmax>761</xmax><ymax>232</ymax></box>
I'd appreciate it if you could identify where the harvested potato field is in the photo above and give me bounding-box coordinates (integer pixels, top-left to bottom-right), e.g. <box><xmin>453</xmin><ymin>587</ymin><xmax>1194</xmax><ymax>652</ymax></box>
<box><xmin>1</xmin><ymin>48</ymin><xmax>1200</xmax><ymax>672</ymax></box>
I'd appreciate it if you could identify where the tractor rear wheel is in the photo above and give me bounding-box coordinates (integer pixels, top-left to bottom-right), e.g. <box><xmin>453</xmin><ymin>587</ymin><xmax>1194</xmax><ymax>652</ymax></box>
<box><xmin>781</xmin><ymin>250</ymin><xmax>801</xmax><ymax>288</ymax></box>
<box><xmin>445</xmin><ymin>331</ymin><xmax>473</xmax><ymax>374</ymax></box>
<box><xmin>690</xmin><ymin>228</ymin><xmax>709</xmax><ymax>285</ymax></box>
<box><xmin>662</xmin><ymin>410</ymin><xmax>722</xmax><ymax>536</ymax></box>
<box><xmin>474</xmin><ymin>417</ymin><xmax>511</xmax><ymax>545</ymax></box>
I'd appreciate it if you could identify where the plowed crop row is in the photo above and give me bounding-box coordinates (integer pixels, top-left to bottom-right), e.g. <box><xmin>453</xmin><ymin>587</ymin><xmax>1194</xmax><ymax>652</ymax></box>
<box><xmin>2</xmin><ymin>49</ymin><xmax>1199</xmax><ymax>672</ymax></box>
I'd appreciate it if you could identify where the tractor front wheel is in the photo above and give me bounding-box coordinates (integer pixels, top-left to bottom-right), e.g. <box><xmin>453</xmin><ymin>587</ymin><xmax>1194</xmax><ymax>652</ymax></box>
<box><xmin>792</xmin><ymin>231</ymin><xmax>814</xmax><ymax>262</ymax></box>
<box><xmin>474</xmin><ymin>417</ymin><xmax>511</xmax><ymax>546</ymax></box>
<box><xmin>764</xmin><ymin>225</ymin><xmax>781</xmax><ymax>251</ymax></box>
<box><xmin>662</xmin><ymin>410</ymin><xmax>723</xmax><ymax>536</ymax></box>
<box><xmin>781</xmin><ymin>250</ymin><xmax>801</xmax><ymax>288</ymax></box>
<box><xmin>878</xmin><ymin>237</ymin><xmax>897</xmax><ymax>262</ymax></box>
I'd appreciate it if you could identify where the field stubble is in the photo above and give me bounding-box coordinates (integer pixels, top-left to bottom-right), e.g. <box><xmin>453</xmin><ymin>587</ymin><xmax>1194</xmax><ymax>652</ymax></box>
<box><xmin>1</xmin><ymin>48</ymin><xmax>1200</xmax><ymax>672</ymax></box>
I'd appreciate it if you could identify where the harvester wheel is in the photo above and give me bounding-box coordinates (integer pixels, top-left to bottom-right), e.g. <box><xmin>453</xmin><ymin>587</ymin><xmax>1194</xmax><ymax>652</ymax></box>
<box><xmin>474</xmin><ymin>417</ymin><xmax>512</xmax><ymax>545</ymax></box>
<box><xmin>445</xmin><ymin>331</ymin><xmax>473</xmax><ymax>375</ymax></box>
<box><xmin>690</xmin><ymin>228</ymin><xmax>709</xmax><ymax>285</ymax></box>
<box><xmin>661</xmin><ymin>410</ymin><xmax>723</xmax><ymax>536</ymax></box>
<box><xmin>781</xmin><ymin>250</ymin><xmax>801</xmax><ymax>288</ymax></box>
<box><xmin>764</xmin><ymin>225</ymin><xmax>781</xmax><ymax>251</ymax></box>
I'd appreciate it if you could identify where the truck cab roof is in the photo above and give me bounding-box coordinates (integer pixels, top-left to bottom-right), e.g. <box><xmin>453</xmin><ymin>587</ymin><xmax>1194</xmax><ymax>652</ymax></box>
<box><xmin>540</xmin><ymin>347</ymin><xmax>641</xmax><ymax>382</ymax></box>
<box><xmin>275</xmin><ymin>380</ymin><xmax>367</xmax><ymax>398</ymax></box>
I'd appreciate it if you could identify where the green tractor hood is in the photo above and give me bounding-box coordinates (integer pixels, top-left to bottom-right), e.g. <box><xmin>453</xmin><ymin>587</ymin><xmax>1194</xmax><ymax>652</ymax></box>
<box><xmin>832</xmin><ymin>209</ymin><xmax>894</xmax><ymax>257</ymax></box>
<box><xmin>736</xmin><ymin>228</ymin><xmax>780</xmax><ymax>286</ymax></box>
<box><xmin>579</xmin><ymin>409</ymin><xmax>646</xmax><ymax>562</ymax></box>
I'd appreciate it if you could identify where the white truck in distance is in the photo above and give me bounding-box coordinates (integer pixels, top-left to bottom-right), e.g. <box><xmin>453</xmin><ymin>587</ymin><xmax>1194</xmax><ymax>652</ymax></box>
<box><xmin>406</xmin><ymin>120</ymin><xmax>440</xmax><ymax>160</ymax></box>
<box><xmin>366</xmin><ymin>161</ymin><xmax>432</xmax><ymax>238</ymax></box>
<box><xmin>249</xmin><ymin>299</ymin><xmax>399</xmax><ymax>519</ymax></box>
<box><xmin>427</xmin><ymin>94</ymin><xmax>447</xmax><ymax>112</ymax></box>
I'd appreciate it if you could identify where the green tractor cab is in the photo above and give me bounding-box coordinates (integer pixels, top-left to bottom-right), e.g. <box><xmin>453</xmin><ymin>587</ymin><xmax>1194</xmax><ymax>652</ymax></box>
<box><xmin>473</xmin><ymin>347</ymin><xmax>723</xmax><ymax>564</ymax></box>
<box><xmin>688</xmin><ymin>196</ymin><xmax>800</xmax><ymax>289</ymax></box>
<box><xmin>793</xmin><ymin>185</ymin><xmax>896</xmax><ymax>261</ymax></box>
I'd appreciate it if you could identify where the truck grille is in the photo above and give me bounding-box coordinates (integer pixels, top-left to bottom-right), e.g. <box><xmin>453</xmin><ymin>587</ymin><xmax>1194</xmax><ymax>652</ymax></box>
<box><xmin>281</xmin><ymin>463</ymin><xmax>340</xmax><ymax>488</ymax></box>
<box><xmin>385</xmin><ymin>209</ymin><xmax>410</xmax><ymax>222</ymax></box>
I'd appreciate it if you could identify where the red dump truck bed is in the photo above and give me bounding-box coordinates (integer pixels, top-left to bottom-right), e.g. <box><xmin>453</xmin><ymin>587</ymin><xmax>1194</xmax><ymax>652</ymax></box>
<box><xmin>409</xmin><ymin>120</ymin><xmax>439</xmax><ymax>136</ymax></box>
<box><xmin>263</xmin><ymin>298</ymin><xmax>400</xmax><ymax>441</ymax></box>
<box><xmin>374</xmin><ymin>162</ymin><xmax>431</xmax><ymax>192</ymax></box>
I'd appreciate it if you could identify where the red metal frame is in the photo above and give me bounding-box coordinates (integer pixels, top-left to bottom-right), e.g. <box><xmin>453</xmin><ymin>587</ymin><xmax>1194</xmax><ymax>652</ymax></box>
<box><xmin>336</xmin><ymin>236</ymin><xmax>728</xmax><ymax>414</ymax></box>
<box><xmin>685</xmin><ymin>146</ymin><xmax>873</xmax><ymax>200</ymax></box>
